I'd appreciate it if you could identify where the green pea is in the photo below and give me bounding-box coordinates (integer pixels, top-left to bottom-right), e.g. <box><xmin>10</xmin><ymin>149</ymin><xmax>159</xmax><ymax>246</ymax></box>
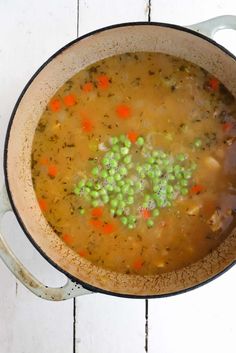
<box><xmin>78</xmin><ymin>180</ymin><xmax>86</xmax><ymax>188</ymax></box>
<box><xmin>167</xmin><ymin>192</ymin><xmax>174</xmax><ymax>200</ymax></box>
<box><xmin>152</xmin><ymin>150</ymin><xmax>159</xmax><ymax>158</ymax></box>
<box><xmin>79</xmin><ymin>208</ymin><xmax>85</xmax><ymax>215</ymax></box>
<box><xmin>166</xmin><ymin>185</ymin><xmax>174</xmax><ymax>193</ymax></box>
<box><xmin>102</xmin><ymin>195</ymin><xmax>109</xmax><ymax>204</ymax></box>
<box><xmin>110</xmin><ymin>136</ymin><xmax>118</xmax><ymax>145</ymax></box>
<box><xmin>181</xmin><ymin>187</ymin><xmax>188</xmax><ymax>195</ymax></box>
<box><xmin>148</xmin><ymin>157</ymin><xmax>155</xmax><ymax>164</ymax></box>
<box><xmin>118</xmin><ymin>180</ymin><xmax>125</xmax><ymax>187</ymax></box>
<box><xmin>123</xmin><ymin>155</ymin><xmax>132</xmax><ymax>164</ymax></box>
<box><xmin>128</xmin><ymin>224</ymin><xmax>135</xmax><ymax>229</ymax></box>
<box><xmin>128</xmin><ymin>188</ymin><xmax>134</xmax><ymax>196</ymax></box>
<box><xmin>194</xmin><ymin>138</ymin><xmax>202</xmax><ymax>148</ymax></box>
<box><xmin>177</xmin><ymin>153</ymin><xmax>187</xmax><ymax>161</ymax></box>
<box><xmin>114</xmin><ymin>152</ymin><xmax>121</xmax><ymax>160</ymax></box>
<box><xmin>120</xmin><ymin>147</ymin><xmax>129</xmax><ymax>155</ymax></box>
<box><xmin>136</xmin><ymin>136</ymin><xmax>144</xmax><ymax>146</ymax></box>
<box><xmin>92</xmin><ymin>200</ymin><xmax>99</xmax><ymax>207</ymax></box>
<box><xmin>99</xmin><ymin>189</ymin><xmax>107</xmax><ymax>196</ymax></box>
<box><xmin>128</xmin><ymin>215</ymin><xmax>136</xmax><ymax>224</ymax></box>
<box><xmin>106</xmin><ymin>184</ymin><xmax>113</xmax><ymax>192</ymax></box>
<box><xmin>180</xmin><ymin>179</ymin><xmax>188</xmax><ymax>186</ymax></box>
<box><xmin>110</xmin><ymin>159</ymin><xmax>118</xmax><ymax>168</ymax></box>
<box><xmin>159</xmin><ymin>151</ymin><xmax>167</xmax><ymax>159</ymax></box>
<box><xmin>95</xmin><ymin>183</ymin><xmax>102</xmax><ymax>190</ymax></box>
<box><xmin>84</xmin><ymin>187</ymin><xmax>90</xmax><ymax>194</ymax></box>
<box><xmin>136</xmin><ymin>165</ymin><xmax>143</xmax><ymax>174</ymax></box>
<box><xmin>109</xmin><ymin>168</ymin><xmax>116</xmax><ymax>176</ymax></box>
<box><xmin>175</xmin><ymin>172</ymin><xmax>182</xmax><ymax>180</ymax></box>
<box><xmin>190</xmin><ymin>162</ymin><xmax>197</xmax><ymax>171</ymax></box>
<box><xmin>152</xmin><ymin>209</ymin><xmax>160</xmax><ymax>217</ymax></box>
<box><xmin>90</xmin><ymin>190</ymin><xmax>99</xmax><ymax>198</ymax></box>
<box><xmin>122</xmin><ymin>185</ymin><xmax>129</xmax><ymax>194</ymax></box>
<box><xmin>121</xmin><ymin>217</ymin><xmax>128</xmax><ymax>225</ymax></box>
<box><xmin>142</xmin><ymin>201</ymin><xmax>149</xmax><ymax>208</ymax></box>
<box><xmin>135</xmin><ymin>181</ymin><xmax>143</xmax><ymax>190</ymax></box>
<box><xmin>107</xmin><ymin>176</ymin><xmax>114</xmax><ymax>184</ymax></box>
<box><xmin>120</xmin><ymin>166</ymin><xmax>127</xmax><ymax>176</ymax></box>
<box><xmin>144</xmin><ymin>194</ymin><xmax>151</xmax><ymax>201</ymax></box>
<box><xmin>184</xmin><ymin>170</ymin><xmax>192</xmax><ymax>179</ymax></box>
<box><xmin>127</xmin><ymin>196</ymin><xmax>134</xmax><ymax>205</ymax></box>
<box><xmin>92</xmin><ymin>166</ymin><xmax>99</xmax><ymax>176</ymax></box>
<box><xmin>102</xmin><ymin>157</ymin><xmax>110</xmax><ymax>166</ymax></box>
<box><xmin>119</xmin><ymin>134</ymin><xmax>126</xmax><ymax>142</ymax></box>
<box><xmin>117</xmin><ymin>194</ymin><xmax>123</xmax><ymax>201</ymax></box>
<box><xmin>110</xmin><ymin>199</ymin><xmax>118</xmax><ymax>208</ymax></box>
<box><xmin>144</xmin><ymin>163</ymin><xmax>151</xmax><ymax>171</ymax></box>
<box><xmin>155</xmin><ymin>169</ymin><xmax>162</xmax><ymax>177</ymax></box>
<box><xmin>166</xmin><ymin>201</ymin><xmax>172</xmax><ymax>207</ymax></box>
<box><xmin>124</xmin><ymin>139</ymin><xmax>132</xmax><ymax>148</ymax></box>
<box><xmin>116</xmin><ymin>208</ymin><xmax>123</xmax><ymax>216</ymax></box>
<box><xmin>147</xmin><ymin>170</ymin><xmax>155</xmax><ymax>178</ymax></box>
<box><xmin>86</xmin><ymin>180</ymin><xmax>93</xmax><ymax>187</ymax></box>
<box><xmin>119</xmin><ymin>200</ymin><xmax>126</xmax><ymax>209</ymax></box>
<box><xmin>100</xmin><ymin>170</ymin><xmax>108</xmax><ymax>178</ymax></box>
<box><xmin>174</xmin><ymin>164</ymin><xmax>181</xmax><ymax>173</ymax></box>
<box><xmin>114</xmin><ymin>186</ymin><xmax>121</xmax><ymax>193</ymax></box>
<box><xmin>162</xmin><ymin>158</ymin><xmax>170</xmax><ymax>166</ymax></box>
<box><xmin>157</xmin><ymin>198</ymin><xmax>164</xmax><ymax>207</ymax></box>
<box><xmin>106</xmin><ymin>151</ymin><xmax>114</xmax><ymax>159</ymax></box>
<box><xmin>153</xmin><ymin>185</ymin><xmax>160</xmax><ymax>192</ymax></box>
<box><xmin>110</xmin><ymin>209</ymin><xmax>116</xmax><ymax>216</ymax></box>
<box><xmin>112</xmin><ymin>145</ymin><xmax>120</xmax><ymax>152</ymax></box>
<box><xmin>147</xmin><ymin>219</ymin><xmax>154</xmax><ymax>228</ymax></box>
<box><xmin>168</xmin><ymin>174</ymin><xmax>175</xmax><ymax>180</ymax></box>
<box><xmin>74</xmin><ymin>187</ymin><xmax>81</xmax><ymax>195</ymax></box>
<box><xmin>166</xmin><ymin>165</ymin><xmax>173</xmax><ymax>173</ymax></box>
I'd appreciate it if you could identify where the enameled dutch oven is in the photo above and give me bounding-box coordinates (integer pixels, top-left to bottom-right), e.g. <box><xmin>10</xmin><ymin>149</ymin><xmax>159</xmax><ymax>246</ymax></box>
<box><xmin>1</xmin><ymin>16</ymin><xmax>236</xmax><ymax>300</ymax></box>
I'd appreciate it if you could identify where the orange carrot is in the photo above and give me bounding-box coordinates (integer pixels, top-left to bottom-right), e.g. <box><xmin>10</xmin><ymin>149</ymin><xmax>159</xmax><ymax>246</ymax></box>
<box><xmin>222</xmin><ymin>122</ymin><xmax>233</xmax><ymax>132</ymax></box>
<box><xmin>190</xmin><ymin>184</ymin><xmax>204</xmax><ymax>194</ymax></box>
<box><xmin>38</xmin><ymin>198</ymin><xmax>47</xmax><ymax>211</ymax></box>
<box><xmin>39</xmin><ymin>158</ymin><xmax>49</xmax><ymax>165</ymax></box>
<box><xmin>78</xmin><ymin>249</ymin><xmax>87</xmax><ymax>257</ymax></box>
<box><xmin>209</xmin><ymin>78</ymin><xmax>219</xmax><ymax>91</ymax></box>
<box><xmin>91</xmin><ymin>207</ymin><xmax>103</xmax><ymax>218</ymax></box>
<box><xmin>48</xmin><ymin>164</ymin><xmax>58</xmax><ymax>177</ymax></box>
<box><xmin>133</xmin><ymin>259</ymin><xmax>143</xmax><ymax>270</ymax></box>
<box><xmin>82</xmin><ymin>118</ymin><xmax>93</xmax><ymax>132</ymax></box>
<box><xmin>127</xmin><ymin>132</ymin><xmax>138</xmax><ymax>143</ymax></box>
<box><xmin>82</xmin><ymin>82</ymin><xmax>93</xmax><ymax>93</ymax></box>
<box><xmin>102</xmin><ymin>223</ymin><xmax>115</xmax><ymax>234</ymax></box>
<box><xmin>63</xmin><ymin>94</ymin><xmax>76</xmax><ymax>106</ymax></box>
<box><xmin>116</xmin><ymin>104</ymin><xmax>132</xmax><ymax>119</ymax></box>
<box><xmin>89</xmin><ymin>219</ymin><xmax>103</xmax><ymax>229</ymax></box>
<box><xmin>63</xmin><ymin>234</ymin><xmax>73</xmax><ymax>245</ymax></box>
<box><xmin>141</xmin><ymin>208</ymin><xmax>151</xmax><ymax>219</ymax></box>
<box><xmin>97</xmin><ymin>75</ymin><xmax>110</xmax><ymax>90</ymax></box>
<box><xmin>49</xmin><ymin>98</ymin><xmax>61</xmax><ymax>112</ymax></box>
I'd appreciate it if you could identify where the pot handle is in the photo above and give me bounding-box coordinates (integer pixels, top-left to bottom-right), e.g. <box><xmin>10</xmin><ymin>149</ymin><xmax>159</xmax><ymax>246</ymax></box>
<box><xmin>0</xmin><ymin>184</ymin><xmax>92</xmax><ymax>300</ymax></box>
<box><xmin>187</xmin><ymin>15</ymin><xmax>236</xmax><ymax>38</ymax></box>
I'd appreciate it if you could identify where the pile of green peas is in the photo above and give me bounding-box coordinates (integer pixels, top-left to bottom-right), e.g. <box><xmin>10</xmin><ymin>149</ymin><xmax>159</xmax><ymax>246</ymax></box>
<box><xmin>74</xmin><ymin>134</ymin><xmax>196</xmax><ymax>229</ymax></box>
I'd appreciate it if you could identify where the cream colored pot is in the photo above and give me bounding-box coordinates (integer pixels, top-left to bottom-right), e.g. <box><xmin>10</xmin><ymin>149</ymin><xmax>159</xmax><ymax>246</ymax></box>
<box><xmin>1</xmin><ymin>16</ymin><xmax>236</xmax><ymax>300</ymax></box>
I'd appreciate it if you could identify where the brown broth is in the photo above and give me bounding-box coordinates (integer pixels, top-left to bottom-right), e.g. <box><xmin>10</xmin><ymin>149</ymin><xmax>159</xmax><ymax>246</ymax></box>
<box><xmin>31</xmin><ymin>52</ymin><xmax>236</xmax><ymax>275</ymax></box>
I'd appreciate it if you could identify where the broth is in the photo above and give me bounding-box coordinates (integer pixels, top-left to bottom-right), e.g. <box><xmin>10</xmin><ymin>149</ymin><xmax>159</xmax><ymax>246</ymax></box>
<box><xmin>31</xmin><ymin>52</ymin><xmax>236</xmax><ymax>275</ymax></box>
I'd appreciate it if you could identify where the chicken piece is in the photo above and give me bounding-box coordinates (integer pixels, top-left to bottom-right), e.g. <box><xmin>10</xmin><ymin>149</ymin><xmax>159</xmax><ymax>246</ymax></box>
<box><xmin>187</xmin><ymin>203</ymin><xmax>202</xmax><ymax>216</ymax></box>
<box><xmin>207</xmin><ymin>208</ymin><xmax>223</xmax><ymax>232</ymax></box>
<box><xmin>204</xmin><ymin>156</ymin><xmax>220</xmax><ymax>170</ymax></box>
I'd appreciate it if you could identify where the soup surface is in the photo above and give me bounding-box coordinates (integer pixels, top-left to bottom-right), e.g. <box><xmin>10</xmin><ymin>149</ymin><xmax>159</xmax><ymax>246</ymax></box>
<box><xmin>31</xmin><ymin>52</ymin><xmax>236</xmax><ymax>275</ymax></box>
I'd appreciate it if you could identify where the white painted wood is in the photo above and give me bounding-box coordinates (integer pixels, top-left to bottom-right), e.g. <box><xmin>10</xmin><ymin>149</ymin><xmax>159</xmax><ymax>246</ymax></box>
<box><xmin>78</xmin><ymin>0</ymin><xmax>149</xmax><ymax>35</ymax></box>
<box><xmin>149</xmin><ymin>266</ymin><xmax>236</xmax><ymax>353</ymax></box>
<box><xmin>149</xmin><ymin>2</ymin><xmax>236</xmax><ymax>352</ymax></box>
<box><xmin>0</xmin><ymin>1</ymin><xmax>77</xmax><ymax>352</ymax></box>
<box><xmin>76</xmin><ymin>294</ymin><xmax>146</xmax><ymax>353</ymax></box>
<box><xmin>75</xmin><ymin>1</ymin><xmax>148</xmax><ymax>353</ymax></box>
<box><xmin>151</xmin><ymin>0</ymin><xmax>236</xmax><ymax>54</ymax></box>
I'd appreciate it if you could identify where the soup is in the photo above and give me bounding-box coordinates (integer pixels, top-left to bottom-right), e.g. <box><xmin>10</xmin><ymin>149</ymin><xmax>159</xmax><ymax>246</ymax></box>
<box><xmin>31</xmin><ymin>52</ymin><xmax>236</xmax><ymax>275</ymax></box>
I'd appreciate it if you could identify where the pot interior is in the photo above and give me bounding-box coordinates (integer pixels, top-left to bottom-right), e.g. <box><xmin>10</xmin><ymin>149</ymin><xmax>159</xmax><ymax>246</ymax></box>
<box><xmin>6</xmin><ymin>24</ymin><xmax>236</xmax><ymax>296</ymax></box>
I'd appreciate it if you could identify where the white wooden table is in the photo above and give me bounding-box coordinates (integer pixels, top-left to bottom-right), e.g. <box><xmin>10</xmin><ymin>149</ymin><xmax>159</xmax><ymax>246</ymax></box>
<box><xmin>0</xmin><ymin>1</ymin><xmax>236</xmax><ymax>352</ymax></box>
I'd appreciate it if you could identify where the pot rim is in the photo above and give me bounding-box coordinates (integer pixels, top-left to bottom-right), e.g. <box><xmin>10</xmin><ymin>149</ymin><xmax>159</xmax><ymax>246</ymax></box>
<box><xmin>4</xmin><ymin>21</ymin><xmax>236</xmax><ymax>299</ymax></box>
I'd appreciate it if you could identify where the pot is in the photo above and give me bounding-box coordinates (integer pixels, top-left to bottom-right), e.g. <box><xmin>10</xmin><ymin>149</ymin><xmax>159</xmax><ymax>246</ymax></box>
<box><xmin>1</xmin><ymin>16</ymin><xmax>236</xmax><ymax>300</ymax></box>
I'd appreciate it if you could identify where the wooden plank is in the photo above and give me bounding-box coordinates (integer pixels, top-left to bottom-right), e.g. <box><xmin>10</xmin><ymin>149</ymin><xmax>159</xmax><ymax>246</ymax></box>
<box><xmin>0</xmin><ymin>1</ymin><xmax>77</xmax><ymax>352</ymax></box>
<box><xmin>78</xmin><ymin>0</ymin><xmax>149</xmax><ymax>35</ymax></box>
<box><xmin>75</xmin><ymin>1</ymin><xmax>148</xmax><ymax>352</ymax></box>
<box><xmin>149</xmin><ymin>266</ymin><xmax>236</xmax><ymax>353</ymax></box>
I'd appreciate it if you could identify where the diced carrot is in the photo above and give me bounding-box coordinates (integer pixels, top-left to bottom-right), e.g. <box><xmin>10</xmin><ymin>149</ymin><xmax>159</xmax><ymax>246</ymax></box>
<box><xmin>38</xmin><ymin>198</ymin><xmax>47</xmax><ymax>211</ymax></box>
<box><xmin>127</xmin><ymin>132</ymin><xmax>138</xmax><ymax>143</ymax></box>
<box><xmin>89</xmin><ymin>219</ymin><xmax>103</xmax><ymax>229</ymax></box>
<box><xmin>190</xmin><ymin>184</ymin><xmax>204</xmax><ymax>194</ymax></box>
<box><xmin>82</xmin><ymin>118</ymin><xmax>93</xmax><ymax>132</ymax></box>
<box><xmin>116</xmin><ymin>104</ymin><xmax>132</xmax><ymax>119</ymax></box>
<box><xmin>133</xmin><ymin>259</ymin><xmax>143</xmax><ymax>270</ymax></box>
<box><xmin>63</xmin><ymin>94</ymin><xmax>76</xmax><ymax>106</ymax></box>
<box><xmin>97</xmin><ymin>75</ymin><xmax>110</xmax><ymax>90</ymax></box>
<box><xmin>141</xmin><ymin>208</ymin><xmax>151</xmax><ymax>219</ymax></box>
<box><xmin>209</xmin><ymin>78</ymin><xmax>219</xmax><ymax>91</ymax></box>
<box><xmin>102</xmin><ymin>223</ymin><xmax>115</xmax><ymax>234</ymax></box>
<box><xmin>91</xmin><ymin>207</ymin><xmax>103</xmax><ymax>218</ymax></box>
<box><xmin>78</xmin><ymin>249</ymin><xmax>87</xmax><ymax>257</ymax></box>
<box><xmin>48</xmin><ymin>164</ymin><xmax>58</xmax><ymax>177</ymax></box>
<box><xmin>39</xmin><ymin>158</ymin><xmax>49</xmax><ymax>165</ymax></box>
<box><xmin>82</xmin><ymin>82</ymin><xmax>93</xmax><ymax>93</ymax></box>
<box><xmin>222</xmin><ymin>122</ymin><xmax>233</xmax><ymax>132</ymax></box>
<box><xmin>49</xmin><ymin>98</ymin><xmax>61</xmax><ymax>112</ymax></box>
<box><xmin>63</xmin><ymin>234</ymin><xmax>73</xmax><ymax>245</ymax></box>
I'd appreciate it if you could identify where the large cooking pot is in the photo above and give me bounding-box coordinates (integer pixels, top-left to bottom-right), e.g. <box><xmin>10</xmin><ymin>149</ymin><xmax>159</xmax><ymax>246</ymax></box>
<box><xmin>1</xmin><ymin>16</ymin><xmax>236</xmax><ymax>300</ymax></box>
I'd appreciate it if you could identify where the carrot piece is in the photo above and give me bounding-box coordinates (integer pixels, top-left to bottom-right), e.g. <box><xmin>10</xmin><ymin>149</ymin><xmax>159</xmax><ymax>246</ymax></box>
<box><xmin>97</xmin><ymin>75</ymin><xmax>110</xmax><ymax>90</ymax></box>
<box><xmin>127</xmin><ymin>132</ymin><xmax>138</xmax><ymax>143</ymax></box>
<box><xmin>91</xmin><ymin>207</ymin><xmax>103</xmax><ymax>218</ymax></box>
<box><xmin>63</xmin><ymin>94</ymin><xmax>76</xmax><ymax>106</ymax></box>
<box><xmin>116</xmin><ymin>104</ymin><xmax>132</xmax><ymax>119</ymax></box>
<box><xmin>89</xmin><ymin>219</ymin><xmax>103</xmax><ymax>229</ymax></box>
<box><xmin>209</xmin><ymin>78</ymin><xmax>219</xmax><ymax>91</ymax></box>
<box><xmin>63</xmin><ymin>234</ymin><xmax>73</xmax><ymax>245</ymax></box>
<box><xmin>78</xmin><ymin>249</ymin><xmax>87</xmax><ymax>257</ymax></box>
<box><xmin>102</xmin><ymin>223</ymin><xmax>115</xmax><ymax>234</ymax></box>
<box><xmin>39</xmin><ymin>158</ymin><xmax>49</xmax><ymax>165</ymax></box>
<box><xmin>82</xmin><ymin>82</ymin><xmax>93</xmax><ymax>92</ymax></box>
<box><xmin>141</xmin><ymin>208</ymin><xmax>151</xmax><ymax>219</ymax></box>
<box><xmin>38</xmin><ymin>198</ymin><xmax>47</xmax><ymax>211</ymax></box>
<box><xmin>133</xmin><ymin>259</ymin><xmax>143</xmax><ymax>270</ymax></box>
<box><xmin>190</xmin><ymin>184</ymin><xmax>204</xmax><ymax>194</ymax></box>
<box><xmin>48</xmin><ymin>164</ymin><xmax>58</xmax><ymax>177</ymax></box>
<box><xmin>82</xmin><ymin>118</ymin><xmax>93</xmax><ymax>132</ymax></box>
<box><xmin>49</xmin><ymin>98</ymin><xmax>61</xmax><ymax>112</ymax></box>
<box><xmin>222</xmin><ymin>122</ymin><xmax>233</xmax><ymax>132</ymax></box>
